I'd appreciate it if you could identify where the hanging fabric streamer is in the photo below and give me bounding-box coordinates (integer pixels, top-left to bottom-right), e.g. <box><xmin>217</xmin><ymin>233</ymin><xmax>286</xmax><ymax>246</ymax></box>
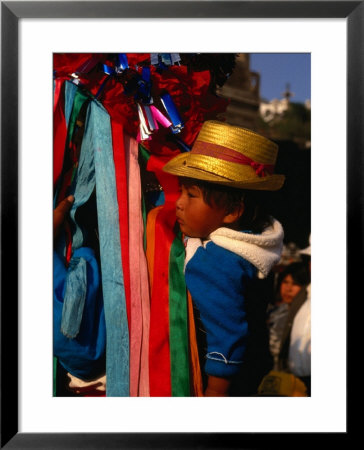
<box><xmin>145</xmin><ymin>154</ymin><xmax>182</xmax><ymax>396</ymax></box>
<box><xmin>54</xmin><ymin>86</ymin><xmax>107</xmax><ymax>380</ymax></box>
<box><xmin>55</xmin><ymin>87</ymin><xmax>89</xmax><ymax>205</ymax></box>
<box><xmin>150</xmin><ymin>53</ymin><xmax>181</xmax><ymax>67</ymax></box>
<box><xmin>136</xmin><ymin>104</ymin><xmax>172</xmax><ymax>142</ymax></box>
<box><xmin>89</xmin><ymin>99</ymin><xmax>130</xmax><ymax>396</ymax></box>
<box><xmin>61</xmin><ymin>100</ymin><xmax>102</xmax><ymax>338</ymax></box>
<box><xmin>141</xmin><ymin>144</ymin><xmax>191</xmax><ymax>396</ymax></box>
<box><xmin>53</xmin><ymin>80</ymin><xmax>67</xmax><ymax>188</ymax></box>
<box><xmin>60</xmin><ymin>256</ymin><xmax>87</xmax><ymax>338</ymax></box>
<box><xmin>169</xmin><ymin>232</ymin><xmax>190</xmax><ymax>396</ymax></box>
<box><xmin>104</xmin><ymin>114</ymin><xmax>131</xmax><ymax>335</ymax></box>
<box><xmin>117</xmin><ymin>53</ymin><xmax>129</xmax><ymax>71</ymax></box>
<box><xmin>160</xmin><ymin>92</ymin><xmax>184</xmax><ymax>134</ymax></box>
<box><xmin>55</xmin><ymin>85</ymin><xmax>90</xmax><ymax>266</ymax></box>
<box><xmin>126</xmin><ymin>135</ymin><xmax>150</xmax><ymax>396</ymax></box>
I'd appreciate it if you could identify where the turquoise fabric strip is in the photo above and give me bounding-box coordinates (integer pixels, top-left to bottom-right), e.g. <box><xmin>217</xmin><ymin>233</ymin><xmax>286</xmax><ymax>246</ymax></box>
<box><xmin>59</xmin><ymin>86</ymin><xmax>93</xmax><ymax>338</ymax></box>
<box><xmin>61</xmin><ymin>93</ymin><xmax>95</xmax><ymax>339</ymax></box>
<box><xmin>61</xmin><ymin>256</ymin><xmax>87</xmax><ymax>338</ymax></box>
<box><xmin>64</xmin><ymin>81</ymin><xmax>78</xmax><ymax>126</ymax></box>
<box><xmin>69</xmin><ymin>98</ymin><xmax>95</xmax><ymax>251</ymax></box>
<box><xmin>91</xmin><ymin>100</ymin><xmax>130</xmax><ymax>396</ymax></box>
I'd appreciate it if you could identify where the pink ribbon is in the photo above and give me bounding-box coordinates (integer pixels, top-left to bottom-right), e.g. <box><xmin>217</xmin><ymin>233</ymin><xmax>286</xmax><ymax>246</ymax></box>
<box><xmin>126</xmin><ymin>134</ymin><xmax>150</xmax><ymax>396</ymax></box>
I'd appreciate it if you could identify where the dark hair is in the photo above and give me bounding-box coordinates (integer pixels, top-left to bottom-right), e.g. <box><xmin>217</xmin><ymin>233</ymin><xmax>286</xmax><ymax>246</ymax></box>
<box><xmin>179</xmin><ymin>177</ymin><xmax>274</xmax><ymax>234</ymax></box>
<box><xmin>275</xmin><ymin>262</ymin><xmax>310</xmax><ymax>299</ymax></box>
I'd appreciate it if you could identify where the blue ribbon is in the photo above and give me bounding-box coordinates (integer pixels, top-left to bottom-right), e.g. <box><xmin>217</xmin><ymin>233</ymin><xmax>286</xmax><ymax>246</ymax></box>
<box><xmin>99</xmin><ymin>54</ymin><xmax>129</xmax><ymax>99</ymax></box>
<box><xmin>161</xmin><ymin>53</ymin><xmax>172</xmax><ymax>66</ymax></box>
<box><xmin>103</xmin><ymin>54</ymin><xmax>129</xmax><ymax>76</ymax></box>
<box><xmin>160</xmin><ymin>92</ymin><xmax>184</xmax><ymax>133</ymax></box>
<box><xmin>90</xmin><ymin>100</ymin><xmax>130</xmax><ymax>396</ymax></box>
<box><xmin>117</xmin><ymin>53</ymin><xmax>129</xmax><ymax>71</ymax></box>
<box><xmin>136</xmin><ymin>67</ymin><xmax>152</xmax><ymax>104</ymax></box>
<box><xmin>150</xmin><ymin>53</ymin><xmax>181</xmax><ymax>67</ymax></box>
<box><xmin>103</xmin><ymin>64</ymin><xmax>114</xmax><ymax>76</ymax></box>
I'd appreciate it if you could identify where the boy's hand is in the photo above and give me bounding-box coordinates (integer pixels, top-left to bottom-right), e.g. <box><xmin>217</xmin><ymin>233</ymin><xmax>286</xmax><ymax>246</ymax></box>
<box><xmin>54</xmin><ymin>195</ymin><xmax>74</xmax><ymax>239</ymax></box>
<box><xmin>204</xmin><ymin>375</ymin><xmax>231</xmax><ymax>397</ymax></box>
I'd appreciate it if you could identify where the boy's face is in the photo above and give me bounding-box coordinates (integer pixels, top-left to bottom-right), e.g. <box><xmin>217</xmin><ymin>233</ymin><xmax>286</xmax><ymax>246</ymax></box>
<box><xmin>176</xmin><ymin>184</ymin><xmax>230</xmax><ymax>238</ymax></box>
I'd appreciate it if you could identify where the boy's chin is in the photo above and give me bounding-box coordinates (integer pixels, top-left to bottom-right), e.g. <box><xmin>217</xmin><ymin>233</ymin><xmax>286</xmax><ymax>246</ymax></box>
<box><xmin>180</xmin><ymin>228</ymin><xmax>207</xmax><ymax>239</ymax></box>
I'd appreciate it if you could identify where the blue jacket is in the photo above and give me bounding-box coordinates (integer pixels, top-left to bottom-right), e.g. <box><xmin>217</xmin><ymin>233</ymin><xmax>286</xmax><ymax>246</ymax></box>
<box><xmin>185</xmin><ymin>240</ymin><xmax>256</xmax><ymax>378</ymax></box>
<box><xmin>54</xmin><ymin>247</ymin><xmax>106</xmax><ymax>380</ymax></box>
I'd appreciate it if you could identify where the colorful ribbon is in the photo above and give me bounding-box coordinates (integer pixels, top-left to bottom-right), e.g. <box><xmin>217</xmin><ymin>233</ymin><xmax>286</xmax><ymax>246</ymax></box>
<box><xmin>91</xmin><ymin>99</ymin><xmax>130</xmax><ymax>396</ymax></box>
<box><xmin>126</xmin><ymin>135</ymin><xmax>150</xmax><ymax>396</ymax></box>
<box><xmin>137</xmin><ymin>104</ymin><xmax>172</xmax><ymax>142</ymax></box>
<box><xmin>160</xmin><ymin>92</ymin><xmax>184</xmax><ymax>134</ymax></box>
<box><xmin>145</xmin><ymin>152</ymin><xmax>192</xmax><ymax>396</ymax></box>
<box><xmin>53</xmin><ymin>79</ymin><xmax>67</xmax><ymax>188</ymax></box>
<box><xmin>169</xmin><ymin>232</ymin><xmax>190</xmax><ymax>396</ymax></box>
<box><xmin>105</xmin><ymin>117</ymin><xmax>131</xmax><ymax>333</ymax></box>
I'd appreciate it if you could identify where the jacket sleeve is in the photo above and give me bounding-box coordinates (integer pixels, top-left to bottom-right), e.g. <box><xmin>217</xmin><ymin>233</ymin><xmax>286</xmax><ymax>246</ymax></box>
<box><xmin>185</xmin><ymin>241</ymin><xmax>256</xmax><ymax>378</ymax></box>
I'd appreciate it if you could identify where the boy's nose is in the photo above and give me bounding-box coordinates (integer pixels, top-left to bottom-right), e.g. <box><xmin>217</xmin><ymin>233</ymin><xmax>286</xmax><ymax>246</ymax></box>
<box><xmin>176</xmin><ymin>194</ymin><xmax>183</xmax><ymax>210</ymax></box>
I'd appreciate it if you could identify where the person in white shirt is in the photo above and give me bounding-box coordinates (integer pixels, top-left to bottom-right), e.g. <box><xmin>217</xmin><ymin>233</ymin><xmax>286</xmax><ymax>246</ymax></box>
<box><xmin>288</xmin><ymin>236</ymin><xmax>311</xmax><ymax>393</ymax></box>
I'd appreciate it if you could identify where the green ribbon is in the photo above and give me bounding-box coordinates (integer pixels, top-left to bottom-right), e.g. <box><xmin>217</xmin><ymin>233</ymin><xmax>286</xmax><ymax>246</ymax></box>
<box><xmin>54</xmin><ymin>88</ymin><xmax>90</xmax><ymax>205</ymax></box>
<box><xmin>67</xmin><ymin>89</ymin><xmax>89</xmax><ymax>150</ymax></box>
<box><xmin>169</xmin><ymin>232</ymin><xmax>190</xmax><ymax>396</ymax></box>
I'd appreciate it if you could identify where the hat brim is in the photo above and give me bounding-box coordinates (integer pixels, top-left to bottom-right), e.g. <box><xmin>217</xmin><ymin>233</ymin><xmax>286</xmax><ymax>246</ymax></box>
<box><xmin>163</xmin><ymin>152</ymin><xmax>285</xmax><ymax>191</ymax></box>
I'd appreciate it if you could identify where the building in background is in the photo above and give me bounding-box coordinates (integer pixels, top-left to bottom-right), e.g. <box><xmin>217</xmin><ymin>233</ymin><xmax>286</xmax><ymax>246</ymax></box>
<box><xmin>260</xmin><ymin>84</ymin><xmax>295</xmax><ymax>122</ymax></box>
<box><xmin>217</xmin><ymin>53</ymin><xmax>261</xmax><ymax>129</ymax></box>
<box><xmin>257</xmin><ymin>83</ymin><xmax>311</xmax><ymax>150</ymax></box>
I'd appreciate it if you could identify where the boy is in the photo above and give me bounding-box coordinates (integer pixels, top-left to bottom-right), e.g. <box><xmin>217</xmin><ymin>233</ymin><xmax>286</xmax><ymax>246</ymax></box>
<box><xmin>163</xmin><ymin>120</ymin><xmax>285</xmax><ymax>396</ymax></box>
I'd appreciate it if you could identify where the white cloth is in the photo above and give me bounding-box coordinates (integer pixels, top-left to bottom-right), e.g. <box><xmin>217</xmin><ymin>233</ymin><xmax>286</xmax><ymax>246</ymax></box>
<box><xmin>288</xmin><ymin>284</ymin><xmax>311</xmax><ymax>377</ymax></box>
<box><xmin>209</xmin><ymin>219</ymin><xmax>284</xmax><ymax>278</ymax></box>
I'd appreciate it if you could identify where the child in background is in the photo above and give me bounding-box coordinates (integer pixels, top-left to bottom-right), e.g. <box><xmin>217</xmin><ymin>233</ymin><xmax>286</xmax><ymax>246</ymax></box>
<box><xmin>267</xmin><ymin>262</ymin><xmax>310</xmax><ymax>370</ymax></box>
<box><xmin>163</xmin><ymin>120</ymin><xmax>285</xmax><ymax>396</ymax></box>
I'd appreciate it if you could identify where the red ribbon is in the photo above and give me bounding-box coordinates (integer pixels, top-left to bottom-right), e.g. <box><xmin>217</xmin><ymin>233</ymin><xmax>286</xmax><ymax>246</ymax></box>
<box><xmin>53</xmin><ymin>79</ymin><xmax>67</xmax><ymax>188</ymax></box>
<box><xmin>192</xmin><ymin>141</ymin><xmax>274</xmax><ymax>177</ymax></box>
<box><xmin>147</xmin><ymin>155</ymin><xmax>180</xmax><ymax>396</ymax></box>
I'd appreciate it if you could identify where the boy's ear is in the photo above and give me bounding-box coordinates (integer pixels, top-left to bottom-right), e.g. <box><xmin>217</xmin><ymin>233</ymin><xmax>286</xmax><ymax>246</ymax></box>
<box><xmin>222</xmin><ymin>203</ymin><xmax>244</xmax><ymax>225</ymax></box>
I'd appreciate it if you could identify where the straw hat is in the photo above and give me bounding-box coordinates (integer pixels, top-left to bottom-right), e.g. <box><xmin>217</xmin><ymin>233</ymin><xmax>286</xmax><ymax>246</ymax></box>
<box><xmin>163</xmin><ymin>120</ymin><xmax>285</xmax><ymax>190</ymax></box>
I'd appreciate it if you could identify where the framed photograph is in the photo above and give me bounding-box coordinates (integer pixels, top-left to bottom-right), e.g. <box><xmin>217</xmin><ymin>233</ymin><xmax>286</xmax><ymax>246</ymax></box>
<box><xmin>1</xmin><ymin>1</ymin><xmax>359</xmax><ymax>448</ymax></box>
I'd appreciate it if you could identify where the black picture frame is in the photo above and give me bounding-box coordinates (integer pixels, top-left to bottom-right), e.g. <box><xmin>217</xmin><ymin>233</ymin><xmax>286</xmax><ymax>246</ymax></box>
<box><xmin>1</xmin><ymin>1</ymin><xmax>359</xmax><ymax>448</ymax></box>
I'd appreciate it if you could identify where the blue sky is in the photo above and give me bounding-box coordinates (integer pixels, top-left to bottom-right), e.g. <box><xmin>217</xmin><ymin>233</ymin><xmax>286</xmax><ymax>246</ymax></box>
<box><xmin>250</xmin><ymin>53</ymin><xmax>311</xmax><ymax>103</ymax></box>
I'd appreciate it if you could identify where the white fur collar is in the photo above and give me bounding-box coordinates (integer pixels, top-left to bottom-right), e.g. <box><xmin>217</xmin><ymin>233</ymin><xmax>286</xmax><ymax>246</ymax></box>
<box><xmin>209</xmin><ymin>219</ymin><xmax>284</xmax><ymax>278</ymax></box>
